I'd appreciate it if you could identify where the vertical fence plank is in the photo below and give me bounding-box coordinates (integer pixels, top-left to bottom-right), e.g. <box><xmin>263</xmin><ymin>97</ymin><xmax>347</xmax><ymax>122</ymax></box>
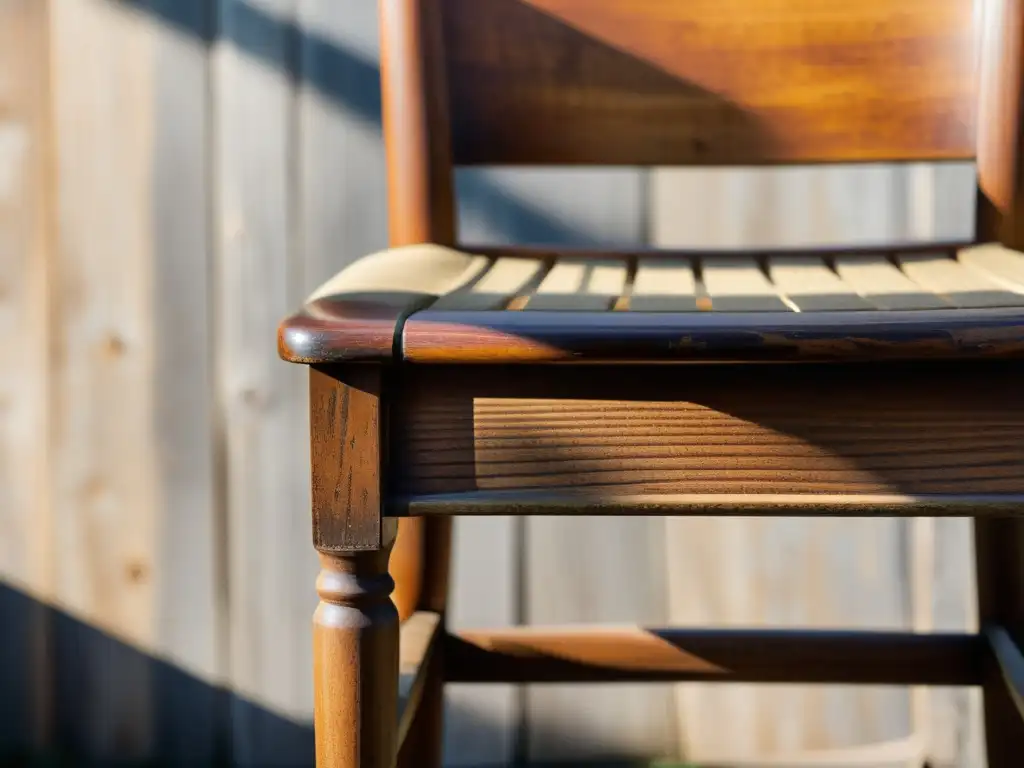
<box><xmin>48</xmin><ymin>0</ymin><xmax>222</xmax><ymax>764</ymax></box>
<box><xmin>445</xmin><ymin>517</ymin><xmax>519</xmax><ymax>767</ymax></box>
<box><xmin>0</xmin><ymin>0</ymin><xmax>54</xmax><ymax>760</ymax></box>
<box><xmin>214</xmin><ymin>1</ymin><xmax>314</xmax><ymax>765</ymax></box>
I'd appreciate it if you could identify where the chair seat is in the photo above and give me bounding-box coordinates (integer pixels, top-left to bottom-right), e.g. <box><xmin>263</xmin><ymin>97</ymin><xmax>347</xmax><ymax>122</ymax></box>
<box><xmin>279</xmin><ymin>243</ymin><xmax>1024</xmax><ymax>365</ymax></box>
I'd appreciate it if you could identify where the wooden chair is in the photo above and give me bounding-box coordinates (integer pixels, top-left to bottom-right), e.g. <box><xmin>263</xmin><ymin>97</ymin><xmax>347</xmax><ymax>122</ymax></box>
<box><xmin>278</xmin><ymin>1</ymin><xmax>1024</xmax><ymax>765</ymax></box>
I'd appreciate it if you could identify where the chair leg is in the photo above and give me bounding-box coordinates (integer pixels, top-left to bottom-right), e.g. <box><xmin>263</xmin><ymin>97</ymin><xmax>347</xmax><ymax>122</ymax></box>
<box><xmin>390</xmin><ymin>517</ymin><xmax>452</xmax><ymax>768</ymax></box>
<box><xmin>314</xmin><ymin>547</ymin><xmax>399</xmax><ymax>768</ymax></box>
<box><xmin>396</xmin><ymin>650</ymin><xmax>445</xmax><ymax>768</ymax></box>
<box><xmin>974</xmin><ymin>518</ymin><xmax>1024</xmax><ymax>766</ymax></box>
<box><xmin>308</xmin><ymin>366</ymin><xmax>398</xmax><ymax>768</ymax></box>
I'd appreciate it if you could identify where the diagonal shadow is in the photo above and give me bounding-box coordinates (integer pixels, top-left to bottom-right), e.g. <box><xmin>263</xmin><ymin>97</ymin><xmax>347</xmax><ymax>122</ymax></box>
<box><xmin>1</xmin><ymin>581</ymin><xmax>668</xmax><ymax>767</ymax></box>
<box><xmin>114</xmin><ymin>0</ymin><xmax>621</xmax><ymax>247</ymax></box>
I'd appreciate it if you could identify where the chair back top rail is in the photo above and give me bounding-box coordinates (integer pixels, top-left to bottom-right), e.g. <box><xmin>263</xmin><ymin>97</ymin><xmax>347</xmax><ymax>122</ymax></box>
<box><xmin>380</xmin><ymin>0</ymin><xmax>1024</xmax><ymax>250</ymax></box>
<box><xmin>442</xmin><ymin>0</ymin><xmax>976</xmax><ymax>166</ymax></box>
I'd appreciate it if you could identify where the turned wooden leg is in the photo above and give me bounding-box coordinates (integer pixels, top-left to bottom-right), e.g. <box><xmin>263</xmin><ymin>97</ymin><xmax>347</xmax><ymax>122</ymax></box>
<box><xmin>314</xmin><ymin>544</ymin><xmax>399</xmax><ymax>768</ymax></box>
<box><xmin>974</xmin><ymin>517</ymin><xmax>1024</xmax><ymax>766</ymax></box>
<box><xmin>308</xmin><ymin>366</ymin><xmax>399</xmax><ymax>768</ymax></box>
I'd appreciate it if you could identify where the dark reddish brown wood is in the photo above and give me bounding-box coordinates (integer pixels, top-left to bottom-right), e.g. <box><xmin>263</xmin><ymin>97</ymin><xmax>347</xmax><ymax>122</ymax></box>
<box><xmin>975</xmin><ymin>518</ymin><xmax>1024</xmax><ymax>767</ymax></box>
<box><xmin>976</xmin><ymin>0</ymin><xmax>1024</xmax><ymax>248</ymax></box>
<box><xmin>402</xmin><ymin>307</ymin><xmax>1024</xmax><ymax>364</ymax></box>
<box><xmin>441</xmin><ymin>0</ymin><xmax>975</xmax><ymax>165</ymax></box>
<box><xmin>310</xmin><ymin>366</ymin><xmax>384</xmax><ymax>551</ymax></box>
<box><xmin>381</xmin><ymin>0</ymin><xmax>456</xmax><ymax>245</ymax></box>
<box><xmin>390</xmin><ymin>363</ymin><xmax>1024</xmax><ymax>498</ymax></box>
<box><xmin>280</xmin><ymin>298</ymin><xmax>412</xmax><ymax>364</ymax></box>
<box><xmin>310</xmin><ymin>365</ymin><xmax>399</xmax><ymax>768</ymax></box>
<box><xmin>445</xmin><ymin>627</ymin><xmax>981</xmax><ymax>685</ymax></box>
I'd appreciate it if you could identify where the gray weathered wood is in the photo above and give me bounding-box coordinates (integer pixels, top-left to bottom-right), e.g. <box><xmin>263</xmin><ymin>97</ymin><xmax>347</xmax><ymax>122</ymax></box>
<box><xmin>214</xmin><ymin>0</ymin><xmax>312</xmax><ymax>764</ymax></box>
<box><xmin>48</xmin><ymin>0</ymin><xmax>221</xmax><ymax>763</ymax></box>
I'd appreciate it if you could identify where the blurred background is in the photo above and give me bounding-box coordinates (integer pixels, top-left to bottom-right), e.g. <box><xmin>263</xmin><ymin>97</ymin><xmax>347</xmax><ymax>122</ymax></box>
<box><xmin>0</xmin><ymin>0</ymin><xmax>988</xmax><ymax>765</ymax></box>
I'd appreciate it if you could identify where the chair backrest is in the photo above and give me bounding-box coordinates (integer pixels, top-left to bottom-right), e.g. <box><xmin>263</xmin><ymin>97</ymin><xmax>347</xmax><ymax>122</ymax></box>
<box><xmin>379</xmin><ymin>0</ymin><xmax>1024</xmax><ymax>249</ymax></box>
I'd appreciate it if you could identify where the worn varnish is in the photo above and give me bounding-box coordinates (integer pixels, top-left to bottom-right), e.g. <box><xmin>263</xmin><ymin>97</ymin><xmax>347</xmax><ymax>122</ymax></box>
<box><xmin>283</xmin><ymin>243</ymin><xmax>1024</xmax><ymax>365</ymax></box>
<box><xmin>440</xmin><ymin>0</ymin><xmax>975</xmax><ymax>165</ymax></box>
<box><xmin>391</xmin><ymin>364</ymin><xmax>1024</xmax><ymax>498</ymax></box>
<box><xmin>309</xmin><ymin>367</ymin><xmax>384</xmax><ymax>551</ymax></box>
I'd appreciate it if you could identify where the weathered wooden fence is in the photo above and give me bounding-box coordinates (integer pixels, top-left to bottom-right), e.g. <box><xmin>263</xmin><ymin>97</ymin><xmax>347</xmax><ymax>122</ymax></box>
<box><xmin>0</xmin><ymin>0</ymin><xmax>984</xmax><ymax>765</ymax></box>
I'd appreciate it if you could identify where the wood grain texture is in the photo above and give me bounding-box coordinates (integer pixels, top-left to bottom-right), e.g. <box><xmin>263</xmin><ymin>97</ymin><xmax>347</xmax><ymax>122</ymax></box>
<box><xmin>403</xmin><ymin>306</ymin><xmax>1024</xmax><ymax>363</ymax></box>
<box><xmin>391</xmin><ymin>363</ymin><xmax>1024</xmax><ymax>501</ymax></box>
<box><xmin>49</xmin><ymin>1</ymin><xmax>221</xmax><ymax>763</ymax></box>
<box><xmin>0</xmin><ymin>0</ymin><xmax>53</xmax><ymax>600</ymax></box>
<box><xmin>381</xmin><ymin>0</ymin><xmax>455</xmax><ymax>245</ymax></box>
<box><xmin>214</xmin><ymin>3</ymin><xmax>315</xmax><ymax>759</ymax></box>
<box><xmin>0</xmin><ymin>1</ymin><xmax>53</xmax><ymax>760</ymax></box>
<box><xmin>446</xmin><ymin>627</ymin><xmax>981</xmax><ymax>685</ymax></box>
<box><xmin>310</xmin><ymin>367</ymin><xmax>383</xmax><ymax>551</ymax></box>
<box><xmin>975</xmin><ymin>0</ymin><xmax>1024</xmax><ymax>248</ymax></box>
<box><xmin>440</xmin><ymin>0</ymin><xmax>975</xmax><ymax>165</ymax></box>
<box><xmin>401</xmin><ymin>491</ymin><xmax>1024</xmax><ymax>518</ymax></box>
<box><xmin>314</xmin><ymin>543</ymin><xmax>399</xmax><ymax>768</ymax></box>
<box><xmin>295</xmin><ymin>2</ymin><xmax>394</xmax><ymax>758</ymax></box>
